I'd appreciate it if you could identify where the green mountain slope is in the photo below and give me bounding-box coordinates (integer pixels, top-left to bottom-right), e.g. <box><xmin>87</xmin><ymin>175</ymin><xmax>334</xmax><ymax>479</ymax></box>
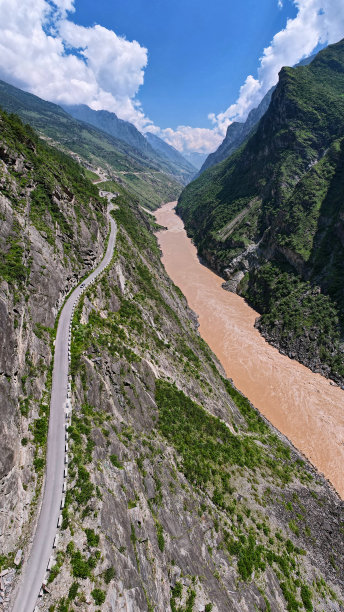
<box><xmin>64</xmin><ymin>104</ymin><xmax>196</xmax><ymax>185</ymax></box>
<box><xmin>199</xmin><ymin>86</ymin><xmax>275</xmax><ymax>174</ymax></box>
<box><xmin>199</xmin><ymin>56</ymin><xmax>316</xmax><ymax>176</ymax></box>
<box><xmin>0</xmin><ymin>80</ymin><xmax>182</xmax><ymax>208</ymax></box>
<box><xmin>177</xmin><ymin>39</ymin><xmax>344</xmax><ymax>383</ymax></box>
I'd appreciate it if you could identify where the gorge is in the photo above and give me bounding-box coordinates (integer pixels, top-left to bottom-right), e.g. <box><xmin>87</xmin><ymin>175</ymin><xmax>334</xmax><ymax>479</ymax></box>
<box><xmin>154</xmin><ymin>201</ymin><xmax>344</xmax><ymax>499</ymax></box>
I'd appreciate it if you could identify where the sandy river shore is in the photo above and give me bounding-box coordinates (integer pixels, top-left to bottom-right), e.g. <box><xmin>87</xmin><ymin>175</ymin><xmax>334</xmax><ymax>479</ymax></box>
<box><xmin>154</xmin><ymin>201</ymin><xmax>344</xmax><ymax>499</ymax></box>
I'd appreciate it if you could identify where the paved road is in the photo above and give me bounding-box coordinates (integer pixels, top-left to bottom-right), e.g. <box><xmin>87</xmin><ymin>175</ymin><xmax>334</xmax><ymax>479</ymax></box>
<box><xmin>12</xmin><ymin>201</ymin><xmax>117</xmax><ymax>612</ymax></box>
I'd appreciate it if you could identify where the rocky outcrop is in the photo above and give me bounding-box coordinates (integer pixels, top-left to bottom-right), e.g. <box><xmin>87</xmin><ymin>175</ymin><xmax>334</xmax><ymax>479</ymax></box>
<box><xmin>0</xmin><ymin>110</ymin><xmax>107</xmax><ymax>587</ymax></box>
<box><xmin>32</xmin><ymin>197</ymin><xmax>344</xmax><ymax>612</ymax></box>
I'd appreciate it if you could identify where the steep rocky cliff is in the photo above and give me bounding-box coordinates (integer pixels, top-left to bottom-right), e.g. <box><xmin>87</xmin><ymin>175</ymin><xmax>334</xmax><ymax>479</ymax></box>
<box><xmin>32</xmin><ymin>192</ymin><xmax>344</xmax><ymax>611</ymax></box>
<box><xmin>177</xmin><ymin>39</ymin><xmax>344</xmax><ymax>384</ymax></box>
<box><xmin>0</xmin><ymin>109</ymin><xmax>107</xmax><ymax>589</ymax></box>
<box><xmin>1</xmin><ymin>110</ymin><xmax>343</xmax><ymax>612</ymax></box>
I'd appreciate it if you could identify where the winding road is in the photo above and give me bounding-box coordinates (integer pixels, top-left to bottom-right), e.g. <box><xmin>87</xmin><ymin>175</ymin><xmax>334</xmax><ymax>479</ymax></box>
<box><xmin>12</xmin><ymin>199</ymin><xmax>117</xmax><ymax>612</ymax></box>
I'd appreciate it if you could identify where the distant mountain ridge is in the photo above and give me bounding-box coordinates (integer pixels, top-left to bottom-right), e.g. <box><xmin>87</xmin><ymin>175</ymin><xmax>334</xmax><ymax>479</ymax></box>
<box><xmin>64</xmin><ymin>104</ymin><xmax>195</xmax><ymax>185</ymax></box>
<box><xmin>199</xmin><ymin>87</ymin><xmax>275</xmax><ymax>174</ymax></box>
<box><xmin>183</xmin><ymin>151</ymin><xmax>208</xmax><ymax>170</ymax></box>
<box><xmin>63</xmin><ymin>103</ymin><xmax>154</xmax><ymax>158</ymax></box>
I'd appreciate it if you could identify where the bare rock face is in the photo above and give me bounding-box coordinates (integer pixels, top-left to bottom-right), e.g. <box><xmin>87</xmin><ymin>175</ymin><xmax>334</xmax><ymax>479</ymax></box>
<box><xmin>35</xmin><ymin>201</ymin><xmax>344</xmax><ymax>612</ymax></box>
<box><xmin>0</xmin><ymin>112</ymin><xmax>107</xmax><ymax>579</ymax></box>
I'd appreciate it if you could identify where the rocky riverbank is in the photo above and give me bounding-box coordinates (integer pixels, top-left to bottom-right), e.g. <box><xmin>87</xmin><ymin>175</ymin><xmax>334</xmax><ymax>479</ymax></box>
<box><xmin>255</xmin><ymin>316</ymin><xmax>344</xmax><ymax>389</ymax></box>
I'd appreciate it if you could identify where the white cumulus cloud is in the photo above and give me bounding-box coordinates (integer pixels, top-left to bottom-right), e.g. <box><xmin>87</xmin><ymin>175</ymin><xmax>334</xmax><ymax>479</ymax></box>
<box><xmin>0</xmin><ymin>0</ymin><xmax>152</xmax><ymax>130</ymax></box>
<box><xmin>151</xmin><ymin>0</ymin><xmax>344</xmax><ymax>153</ymax></box>
<box><xmin>155</xmin><ymin>126</ymin><xmax>223</xmax><ymax>154</ymax></box>
<box><xmin>210</xmin><ymin>0</ymin><xmax>344</xmax><ymax>133</ymax></box>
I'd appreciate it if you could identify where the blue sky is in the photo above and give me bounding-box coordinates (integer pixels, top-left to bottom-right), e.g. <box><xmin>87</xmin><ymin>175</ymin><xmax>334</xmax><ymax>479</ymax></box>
<box><xmin>0</xmin><ymin>0</ymin><xmax>343</xmax><ymax>152</ymax></box>
<box><xmin>72</xmin><ymin>0</ymin><xmax>297</xmax><ymax>130</ymax></box>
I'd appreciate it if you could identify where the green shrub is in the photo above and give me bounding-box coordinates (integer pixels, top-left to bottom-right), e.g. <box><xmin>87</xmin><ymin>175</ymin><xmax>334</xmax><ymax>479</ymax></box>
<box><xmin>68</xmin><ymin>582</ymin><xmax>79</xmax><ymax>600</ymax></box>
<box><xmin>300</xmin><ymin>584</ymin><xmax>313</xmax><ymax>611</ymax></box>
<box><xmin>110</xmin><ymin>454</ymin><xmax>123</xmax><ymax>469</ymax></box>
<box><xmin>91</xmin><ymin>588</ymin><xmax>106</xmax><ymax>605</ymax></box>
<box><xmin>70</xmin><ymin>551</ymin><xmax>90</xmax><ymax>579</ymax></box>
<box><xmin>32</xmin><ymin>416</ymin><xmax>48</xmax><ymax>446</ymax></box>
<box><xmin>85</xmin><ymin>528</ymin><xmax>99</xmax><ymax>547</ymax></box>
<box><xmin>104</xmin><ymin>566</ymin><xmax>115</xmax><ymax>584</ymax></box>
<box><xmin>156</xmin><ymin>522</ymin><xmax>165</xmax><ymax>552</ymax></box>
<box><xmin>171</xmin><ymin>582</ymin><xmax>182</xmax><ymax>598</ymax></box>
<box><xmin>33</xmin><ymin>457</ymin><xmax>44</xmax><ymax>472</ymax></box>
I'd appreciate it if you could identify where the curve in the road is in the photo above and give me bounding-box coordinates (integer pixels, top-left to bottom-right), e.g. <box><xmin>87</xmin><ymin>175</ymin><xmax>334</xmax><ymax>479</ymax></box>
<box><xmin>12</xmin><ymin>200</ymin><xmax>117</xmax><ymax>612</ymax></box>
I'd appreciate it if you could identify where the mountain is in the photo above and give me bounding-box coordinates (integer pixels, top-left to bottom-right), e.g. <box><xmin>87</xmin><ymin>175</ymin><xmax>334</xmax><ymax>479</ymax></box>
<box><xmin>0</xmin><ymin>80</ymin><xmax>182</xmax><ymax>208</ymax></box>
<box><xmin>0</xmin><ymin>107</ymin><xmax>108</xmax><ymax>578</ymax></box>
<box><xmin>183</xmin><ymin>150</ymin><xmax>208</xmax><ymax>169</ymax></box>
<box><xmin>64</xmin><ymin>104</ymin><xmax>196</xmax><ymax>185</ymax></box>
<box><xmin>199</xmin><ymin>55</ymin><xmax>316</xmax><ymax>176</ymax></box>
<box><xmin>145</xmin><ymin>131</ymin><xmax>197</xmax><ymax>177</ymax></box>
<box><xmin>177</xmin><ymin>39</ymin><xmax>344</xmax><ymax>384</ymax></box>
<box><xmin>199</xmin><ymin>87</ymin><xmax>275</xmax><ymax>174</ymax></box>
<box><xmin>63</xmin><ymin>103</ymin><xmax>155</xmax><ymax>157</ymax></box>
<box><xmin>1</xmin><ymin>108</ymin><xmax>343</xmax><ymax>610</ymax></box>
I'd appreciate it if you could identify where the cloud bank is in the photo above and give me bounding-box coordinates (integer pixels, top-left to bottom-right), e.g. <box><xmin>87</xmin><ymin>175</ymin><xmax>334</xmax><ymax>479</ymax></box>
<box><xmin>0</xmin><ymin>0</ymin><xmax>152</xmax><ymax>130</ymax></box>
<box><xmin>0</xmin><ymin>0</ymin><xmax>343</xmax><ymax>153</ymax></box>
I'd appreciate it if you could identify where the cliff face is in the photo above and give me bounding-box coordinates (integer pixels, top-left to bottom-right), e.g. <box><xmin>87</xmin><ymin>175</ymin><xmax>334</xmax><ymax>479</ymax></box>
<box><xmin>33</xmin><ymin>195</ymin><xmax>344</xmax><ymax>612</ymax></box>
<box><xmin>0</xmin><ymin>110</ymin><xmax>107</xmax><ymax>573</ymax></box>
<box><xmin>177</xmin><ymin>39</ymin><xmax>344</xmax><ymax>384</ymax></box>
<box><xmin>0</xmin><ymin>110</ymin><xmax>343</xmax><ymax>612</ymax></box>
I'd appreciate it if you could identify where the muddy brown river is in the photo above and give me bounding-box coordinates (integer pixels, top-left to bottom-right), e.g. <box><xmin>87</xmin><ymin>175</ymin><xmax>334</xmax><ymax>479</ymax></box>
<box><xmin>154</xmin><ymin>201</ymin><xmax>344</xmax><ymax>499</ymax></box>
